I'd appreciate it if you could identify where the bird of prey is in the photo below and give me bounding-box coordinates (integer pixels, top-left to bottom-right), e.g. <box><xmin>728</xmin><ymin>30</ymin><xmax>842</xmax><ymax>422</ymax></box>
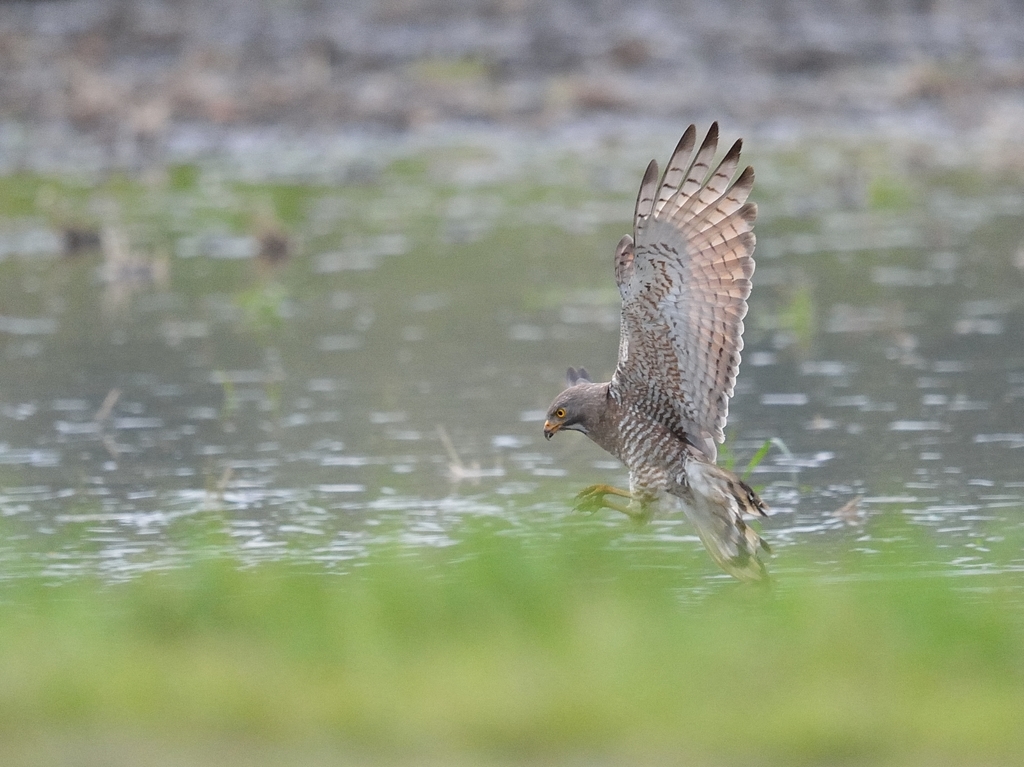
<box><xmin>543</xmin><ymin>123</ymin><xmax>770</xmax><ymax>581</ymax></box>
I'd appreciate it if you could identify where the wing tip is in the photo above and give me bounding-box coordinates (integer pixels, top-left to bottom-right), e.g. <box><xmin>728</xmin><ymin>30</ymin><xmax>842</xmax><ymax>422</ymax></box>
<box><xmin>723</xmin><ymin>137</ymin><xmax>743</xmax><ymax>164</ymax></box>
<box><xmin>705</xmin><ymin>121</ymin><xmax>719</xmax><ymax>146</ymax></box>
<box><xmin>634</xmin><ymin>159</ymin><xmax>660</xmax><ymax>224</ymax></box>
<box><xmin>643</xmin><ymin>158</ymin><xmax>659</xmax><ymax>184</ymax></box>
<box><xmin>675</xmin><ymin>125</ymin><xmax>697</xmax><ymax>157</ymax></box>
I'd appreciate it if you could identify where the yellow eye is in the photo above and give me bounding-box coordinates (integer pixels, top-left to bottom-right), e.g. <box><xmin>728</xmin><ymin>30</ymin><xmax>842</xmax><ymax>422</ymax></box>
<box><xmin>555</xmin><ymin>408</ymin><xmax>566</xmax><ymax>419</ymax></box>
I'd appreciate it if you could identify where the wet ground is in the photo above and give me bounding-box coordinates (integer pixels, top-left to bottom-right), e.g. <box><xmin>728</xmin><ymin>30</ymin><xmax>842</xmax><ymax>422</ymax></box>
<box><xmin>0</xmin><ymin>122</ymin><xmax>1023</xmax><ymax>580</ymax></box>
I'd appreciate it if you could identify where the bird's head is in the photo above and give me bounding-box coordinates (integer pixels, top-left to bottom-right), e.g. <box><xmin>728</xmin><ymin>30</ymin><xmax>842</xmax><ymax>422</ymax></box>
<box><xmin>543</xmin><ymin>367</ymin><xmax>602</xmax><ymax>440</ymax></box>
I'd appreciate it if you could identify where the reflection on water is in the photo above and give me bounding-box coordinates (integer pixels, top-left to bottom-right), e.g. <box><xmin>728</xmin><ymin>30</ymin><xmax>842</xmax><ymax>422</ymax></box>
<box><xmin>0</xmin><ymin>125</ymin><xmax>1022</xmax><ymax>580</ymax></box>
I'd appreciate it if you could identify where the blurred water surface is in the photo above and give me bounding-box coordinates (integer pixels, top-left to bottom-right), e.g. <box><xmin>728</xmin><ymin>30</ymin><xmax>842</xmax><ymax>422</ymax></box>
<box><xmin>0</xmin><ymin>123</ymin><xmax>1022</xmax><ymax>580</ymax></box>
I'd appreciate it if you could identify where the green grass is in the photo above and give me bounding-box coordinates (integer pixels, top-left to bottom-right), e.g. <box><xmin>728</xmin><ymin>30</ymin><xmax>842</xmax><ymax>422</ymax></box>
<box><xmin>1</xmin><ymin>518</ymin><xmax>1023</xmax><ymax>766</ymax></box>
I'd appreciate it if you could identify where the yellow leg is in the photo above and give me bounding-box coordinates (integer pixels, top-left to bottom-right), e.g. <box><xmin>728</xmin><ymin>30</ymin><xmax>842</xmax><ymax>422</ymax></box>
<box><xmin>573</xmin><ymin>484</ymin><xmax>649</xmax><ymax>521</ymax></box>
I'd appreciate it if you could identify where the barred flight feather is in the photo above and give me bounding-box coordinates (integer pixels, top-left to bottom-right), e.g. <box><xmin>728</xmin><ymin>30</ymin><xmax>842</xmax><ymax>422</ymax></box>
<box><xmin>613</xmin><ymin>125</ymin><xmax>757</xmax><ymax>459</ymax></box>
<box><xmin>655</xmin><ymin>124</ymin><xmax>718</xmax><ymax>219</ymax></box>
<box><xmin>634</xmin><ymin>160</ymin><xmax>660</xmax><ymax>228</ymax></box>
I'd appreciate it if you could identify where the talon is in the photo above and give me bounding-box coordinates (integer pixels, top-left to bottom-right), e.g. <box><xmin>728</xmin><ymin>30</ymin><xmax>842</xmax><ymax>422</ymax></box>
<box><xmin>571</xmin><ymin>483</ymin><xmax>633</xmax><ymax>515</ymax></box>
<box><xmin>572</xmin><ymin>488</ymin><xmax>606</xmax><ymax>514</ymax></box>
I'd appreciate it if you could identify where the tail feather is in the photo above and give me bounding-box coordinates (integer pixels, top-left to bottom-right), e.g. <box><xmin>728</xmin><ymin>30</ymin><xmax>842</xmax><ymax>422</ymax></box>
<box><xmin>680</xmin><ymin>458</ymin><xmax>770</xmax><ymax>581</ymax></box>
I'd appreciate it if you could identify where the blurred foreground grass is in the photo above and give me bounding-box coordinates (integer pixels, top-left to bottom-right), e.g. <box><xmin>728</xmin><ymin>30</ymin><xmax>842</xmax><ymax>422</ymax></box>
<box><xmin>1</xmin><ymin>517</ymin><xmax>1023</xmax><ymax>766</ymax></box>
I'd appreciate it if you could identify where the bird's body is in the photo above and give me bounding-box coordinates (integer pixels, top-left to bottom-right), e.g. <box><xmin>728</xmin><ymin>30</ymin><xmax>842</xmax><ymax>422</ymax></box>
<box><xmin>543</xmin><ymin>124</ymin><xmax>770</xmax><ymax>581</ymax></box>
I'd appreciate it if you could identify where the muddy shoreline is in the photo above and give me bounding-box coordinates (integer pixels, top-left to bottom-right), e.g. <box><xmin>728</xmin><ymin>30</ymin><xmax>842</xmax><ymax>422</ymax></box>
<box><xmin>2</xmin><ymin>0</ymin><xmax>1024</xmax><ymax>154</ymax></box>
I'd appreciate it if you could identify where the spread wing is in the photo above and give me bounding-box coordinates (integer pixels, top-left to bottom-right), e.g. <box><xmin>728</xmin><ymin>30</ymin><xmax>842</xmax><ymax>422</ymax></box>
<box><xmin>610</xmin><ymin>123</ymin><xmax>756</xmax><ymax>462</ymax></box>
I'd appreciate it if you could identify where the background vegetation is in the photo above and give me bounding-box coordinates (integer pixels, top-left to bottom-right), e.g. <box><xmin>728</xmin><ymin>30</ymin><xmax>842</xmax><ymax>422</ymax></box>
<box><xmin>2</xmin><ymin>516</ymin><xmax>1023</xmax><ymax>766</ymax></box>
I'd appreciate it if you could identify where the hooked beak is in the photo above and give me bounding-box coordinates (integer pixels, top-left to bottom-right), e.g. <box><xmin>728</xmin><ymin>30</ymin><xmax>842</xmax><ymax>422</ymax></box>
<box><xmin>543</xmin><ymin>420</ymin><xmax>561</xmax><ymax>440</ymax></box>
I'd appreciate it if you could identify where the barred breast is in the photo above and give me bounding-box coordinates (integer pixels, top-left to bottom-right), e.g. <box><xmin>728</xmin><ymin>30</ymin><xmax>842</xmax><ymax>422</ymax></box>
<box><xmin>609</xmin><ymin>397</ymin><xmax>695</xmax><ymax>497</ymax></box>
